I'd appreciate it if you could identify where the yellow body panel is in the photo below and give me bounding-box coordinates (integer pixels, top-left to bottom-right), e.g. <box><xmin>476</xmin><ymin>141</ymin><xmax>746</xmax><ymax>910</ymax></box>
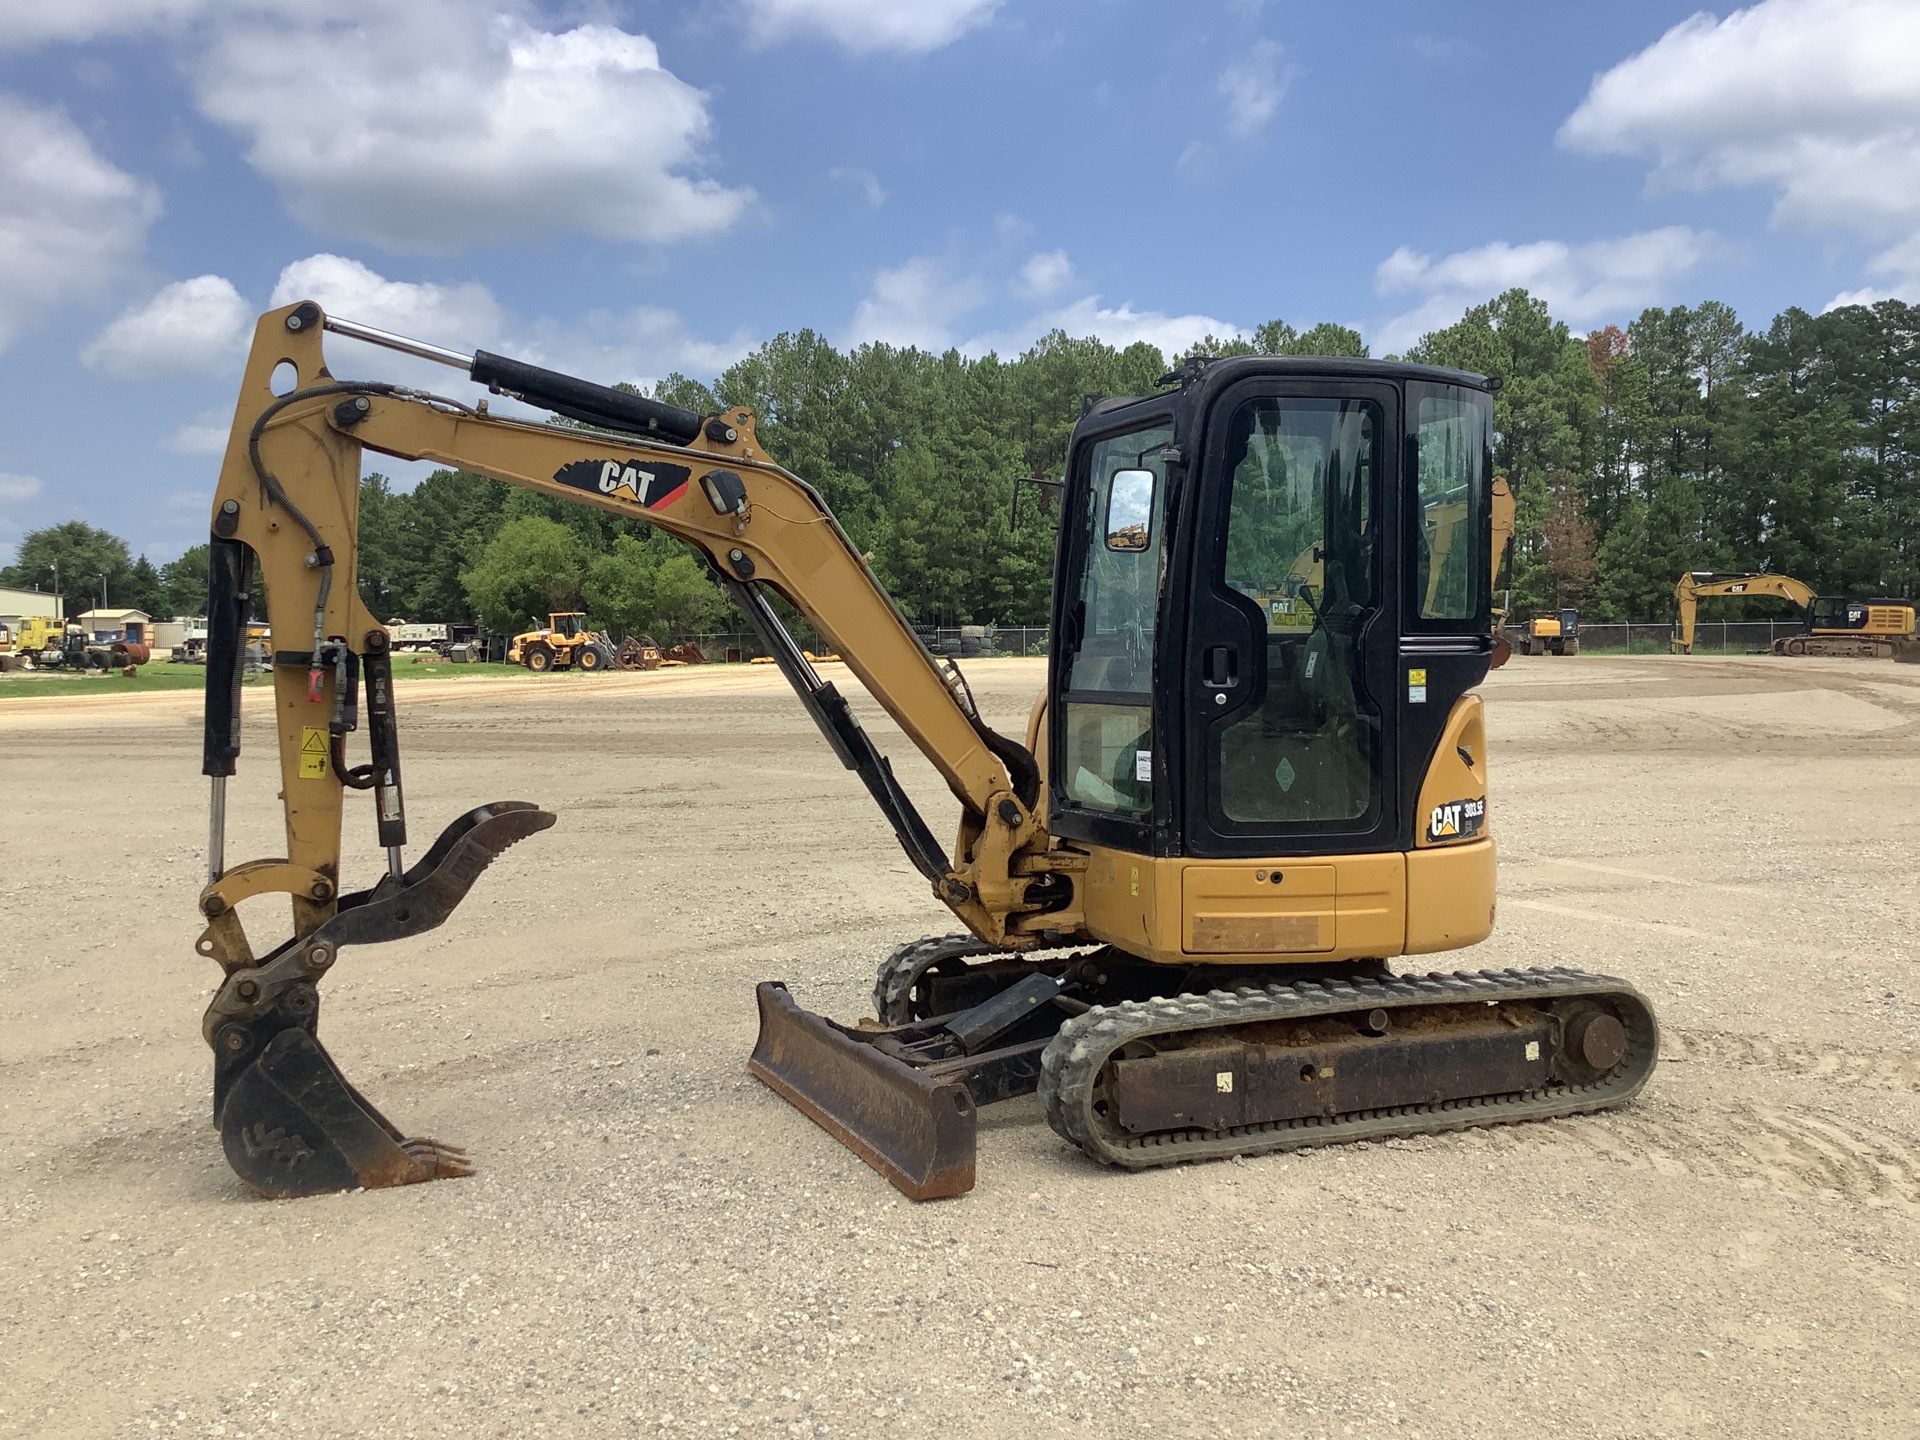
<box><xmin>1528</xmin><ymin>617</ymin><xmax>1562</xmax><ymax>638</ymax></box>
<box><xmin>1831</xmin><ymin>604</ymin><xmax>1916</xmax><ymax>639</ymax></box>
<box><xmin>1414</xmin><ymin>695</ymin><xmax>1488</xmax><ymax>848</ymax></box>
<box><xmin>1075</xmin><ymin>843</ymin><xmax>1493</xmax><ymax>965</ymax></box>
<box><xmin>1070</xmin><ymin>693</ymin><xmax>1494</xmax><ymax>966</ymax></box>
<box><xmin>1405</xmin><ymin>839</ymin><xmax>1498</xmax><ymax>954</ymax></box>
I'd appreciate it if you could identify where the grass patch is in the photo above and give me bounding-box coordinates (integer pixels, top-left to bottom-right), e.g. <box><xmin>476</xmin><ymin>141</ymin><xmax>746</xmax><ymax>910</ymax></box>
<box><xmin>0</xmin><ymin>657</ymin><xmax>557</xmax><ymax>699</ymax></box>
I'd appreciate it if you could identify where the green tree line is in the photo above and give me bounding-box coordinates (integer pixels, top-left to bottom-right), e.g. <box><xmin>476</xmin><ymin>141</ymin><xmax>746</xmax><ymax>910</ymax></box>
<box><xmin>6</xmin><ymin>294</ymin><xmax>1916</xmax><ymax>631</ymax></box>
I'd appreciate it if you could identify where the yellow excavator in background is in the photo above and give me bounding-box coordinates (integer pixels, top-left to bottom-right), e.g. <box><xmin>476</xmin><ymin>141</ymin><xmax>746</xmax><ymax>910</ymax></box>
<box><xmin>192</xmin><ymin>305</ymin><xmax>1655</xmax><ymax>1201</ymax></box>
<box><xmin>1671</xmin><ymin>572</ymin><xmax>1919</xmax><ymax>658</ymax></box>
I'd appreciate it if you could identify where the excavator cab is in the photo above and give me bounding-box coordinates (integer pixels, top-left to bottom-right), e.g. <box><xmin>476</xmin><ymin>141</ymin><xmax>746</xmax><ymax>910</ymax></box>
<box><xmin>1051</xmin><ymin>363</ymin><xmax>1494</xmax><ymax>901</ymax></box>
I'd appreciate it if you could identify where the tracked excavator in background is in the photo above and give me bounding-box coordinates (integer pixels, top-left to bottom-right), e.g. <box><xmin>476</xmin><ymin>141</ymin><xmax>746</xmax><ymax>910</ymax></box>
<box><xmin>1670</xmin><ymin>571</ymin><xmax>1920</xmax><ymax>658</ymax></box>
<box><xmin>194</xmin><ymin>303</ymin><xmax>1657</xmax><ymax>1201</ymax></box>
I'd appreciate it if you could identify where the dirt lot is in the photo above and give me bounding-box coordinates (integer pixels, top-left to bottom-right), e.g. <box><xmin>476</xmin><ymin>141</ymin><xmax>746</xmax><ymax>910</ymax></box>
<box><xmin>3</xmin><ymin>653</ymin><xmax>1917</xmax><ymax>1439</ymax></box>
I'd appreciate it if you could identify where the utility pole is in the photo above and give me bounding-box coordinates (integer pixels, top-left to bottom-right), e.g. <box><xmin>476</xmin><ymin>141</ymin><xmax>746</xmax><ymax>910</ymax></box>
<box><xmin>47</xmin><ymin>560</ymin><xmax>59</xmax><ymax>621</ymax></box>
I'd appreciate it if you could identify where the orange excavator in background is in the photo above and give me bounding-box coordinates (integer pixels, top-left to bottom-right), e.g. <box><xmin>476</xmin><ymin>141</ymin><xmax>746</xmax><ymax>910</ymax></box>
<box><xmin>191</xmin><ymin>305</ymin><xmax>1655</xmax><ymax>1202</ymax></box>
<box><xmin>1671</xmin><ymin>572</ymin><xmax>1920</xmax><ymax>658</ymax></box>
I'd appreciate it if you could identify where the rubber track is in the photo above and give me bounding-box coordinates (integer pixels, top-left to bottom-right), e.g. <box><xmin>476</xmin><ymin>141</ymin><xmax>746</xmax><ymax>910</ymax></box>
<box><xmin>871</xmin><ymin>935</ymin><xmax>1000</xmax><ymax>1025</ymax></box>
<box><xmin>1040</xmin><ymin>966</ymin><xmax>1659</xmax><ymax>1169</ymax></box>
<box><xmin>871</xmin><ymin>934</ymin><xmax>1101</xmax><ymax>1025</ymax></box>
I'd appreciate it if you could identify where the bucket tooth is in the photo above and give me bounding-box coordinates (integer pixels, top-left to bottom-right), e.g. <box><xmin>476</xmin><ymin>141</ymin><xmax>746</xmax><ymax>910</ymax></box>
<box><xmin>748</xmin><ymin>981</ymin><xmax>976</xmax><ymax>1201</ymax></box>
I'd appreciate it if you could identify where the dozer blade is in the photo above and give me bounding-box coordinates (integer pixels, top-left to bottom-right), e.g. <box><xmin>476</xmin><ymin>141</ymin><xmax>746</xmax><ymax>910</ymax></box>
<box><xmin>748</xmin><ymin>982</ymin><xmax>976</xmax><ymax>1201</ymax></box>
<box><xmin>217</xmin><ymin>1017</ymin><xmax>473</xmax><ymax>1199</ymax></box>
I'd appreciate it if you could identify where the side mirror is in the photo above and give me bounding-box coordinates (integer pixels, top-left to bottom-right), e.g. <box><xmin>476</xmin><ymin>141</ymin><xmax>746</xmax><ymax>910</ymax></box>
<box><xmin>1105</xmin><ymin>468</ymin><xmax>1156</xmax><ymax>552</ymax></box>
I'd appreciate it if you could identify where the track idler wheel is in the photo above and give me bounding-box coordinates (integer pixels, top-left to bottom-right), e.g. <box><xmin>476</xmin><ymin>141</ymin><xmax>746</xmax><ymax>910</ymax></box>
<box><xmin>213</xmin><ymin>985</ymin><xmax>472</xmax><ymax>1199</ymax></box>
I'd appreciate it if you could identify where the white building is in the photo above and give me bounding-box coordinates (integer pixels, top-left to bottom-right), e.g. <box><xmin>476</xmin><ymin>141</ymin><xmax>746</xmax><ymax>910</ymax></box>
<box><xmin>0</xmin><ymin>586</ymin><xmax>64</xmax><ymax>629</ymax></box>
<box><xmin>75</xmin><ymin>608</ymin><xmax>151</xmax><ymax>642</ymax></box>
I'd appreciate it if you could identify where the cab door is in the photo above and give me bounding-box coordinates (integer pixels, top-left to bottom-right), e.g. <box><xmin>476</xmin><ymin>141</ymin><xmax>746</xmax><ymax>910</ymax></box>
<box><xmin>1048</xmin><ymin>414</ymin><xmax>1177</xmax><ymax>855</ymax></box>
<box><xmin>1181</xmin><ymin>381</ymin><xmax>1399</xmax><ymax>858</ymax></box>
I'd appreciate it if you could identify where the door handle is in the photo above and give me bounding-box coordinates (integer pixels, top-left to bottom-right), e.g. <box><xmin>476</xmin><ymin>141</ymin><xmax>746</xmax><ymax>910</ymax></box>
<box><xmin>1203</xmin><ymin>644</ymin><xmax>1237</xmax><ymax>687</ymax></box>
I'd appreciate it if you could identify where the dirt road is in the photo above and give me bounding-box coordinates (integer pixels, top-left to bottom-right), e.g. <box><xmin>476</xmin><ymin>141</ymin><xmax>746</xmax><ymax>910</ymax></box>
<box><xmin>2</xmin><ymin>655</ymin><xmax>1916</xmax><ymax>1438</ymax></box>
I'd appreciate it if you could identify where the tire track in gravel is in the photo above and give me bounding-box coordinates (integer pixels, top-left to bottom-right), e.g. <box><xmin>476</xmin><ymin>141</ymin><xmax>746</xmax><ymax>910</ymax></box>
<box><xmin>1471</xmin><ymin>1100</ymin><xmax>1920</xmax><ymax>1209</ymax></box>
<box><xmin>1663</xmin><ymin>1028</ymin><xmax>1920</xmax><ymax>1092</ymax></box>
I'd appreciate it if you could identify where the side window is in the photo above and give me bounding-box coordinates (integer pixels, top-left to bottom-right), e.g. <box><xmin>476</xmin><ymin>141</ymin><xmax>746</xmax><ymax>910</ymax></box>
<box><xmin>1059</xmin><ymin>424</ymin><xmax>1173</xmax><ymax>817</ymax></box>
<box><xmin>1065</xmin><ymin>429</ymin><xmax>1170</xmax><ymax>697</ymax></box>
<box><xmin>1411</xmin><ymin>386</ymin><xmax>1490</xmax><ymax>623</ymax></box>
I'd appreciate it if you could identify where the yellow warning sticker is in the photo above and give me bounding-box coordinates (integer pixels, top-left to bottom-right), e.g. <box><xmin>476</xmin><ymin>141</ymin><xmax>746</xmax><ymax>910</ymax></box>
<box><xmin>299</xmin><ymin>726</ymin><xmax>328</xmax><ymax>779</ymax></box>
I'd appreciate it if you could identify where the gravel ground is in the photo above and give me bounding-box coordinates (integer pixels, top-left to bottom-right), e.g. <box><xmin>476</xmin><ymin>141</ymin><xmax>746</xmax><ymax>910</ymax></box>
<box><xmin>2</xmin><ymin>654</ymin><xmax>1917</xmax><ymax>1439</ymax></box>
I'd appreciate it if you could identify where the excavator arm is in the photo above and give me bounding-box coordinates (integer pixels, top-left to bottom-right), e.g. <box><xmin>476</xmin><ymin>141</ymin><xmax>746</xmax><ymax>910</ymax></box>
<box><xmin>198</xmin><ymin>302</ymin><xmax>1059</xmax><ymax>1197</ymax></box>
<box><xmin>1670</xmin><ymin>572</ymin><xmax>1815</xmax><ymax>653</ymax></box>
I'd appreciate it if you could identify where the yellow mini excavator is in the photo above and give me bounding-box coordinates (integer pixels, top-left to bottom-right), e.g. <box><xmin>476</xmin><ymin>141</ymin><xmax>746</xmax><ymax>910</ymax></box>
<box><xmin>194</xmin><ymin>304</ymin><xmax>1656</xmax><ymax>1201</ymax></box>
<box><xmin>1671</xmin><ymin>571</ymin><xmax>1919</xmax><ymax>658</ymax></box>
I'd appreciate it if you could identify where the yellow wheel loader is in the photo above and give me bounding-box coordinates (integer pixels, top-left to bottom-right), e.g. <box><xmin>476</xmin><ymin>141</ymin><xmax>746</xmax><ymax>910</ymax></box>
<box><xmin>507</xmin><ymin>611</ymin><xmax>614</xmax><ymax>671</ymax></box>
<box><xmin>1505</xmin><ymin>609</ymin><xmax>1580</xmax><ymax>656</ymax></box>
<box><xmin>191</xmin><ymin>305</ymin><xmax>1656</xmax><ymax>1201</ymax></box>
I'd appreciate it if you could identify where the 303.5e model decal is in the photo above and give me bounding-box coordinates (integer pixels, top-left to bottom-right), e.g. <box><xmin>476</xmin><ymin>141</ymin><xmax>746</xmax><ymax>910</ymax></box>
<box><xmin>552</xmin><ymin>458</ymin><xmax>692</xmax><ymax>509</ymax></box>
<box><xmin>1427</xmin><ymin>796</ymin><xmax>1486</xmax><ymax>842</ymax></box>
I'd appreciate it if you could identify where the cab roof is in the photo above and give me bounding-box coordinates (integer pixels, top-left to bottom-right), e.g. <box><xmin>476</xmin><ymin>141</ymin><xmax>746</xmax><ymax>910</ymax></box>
<box><xmin>1082</xmin><ymin>354</ymin><xmax>1496</xmax><ymax>422</ymax></box>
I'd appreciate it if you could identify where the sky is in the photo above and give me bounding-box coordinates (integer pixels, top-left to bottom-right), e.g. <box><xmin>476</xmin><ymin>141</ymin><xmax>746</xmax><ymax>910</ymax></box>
<box><xmin>1</xmin><ymin>0</ymin><xmax>1917</xmax><ymax>569</ymax></box>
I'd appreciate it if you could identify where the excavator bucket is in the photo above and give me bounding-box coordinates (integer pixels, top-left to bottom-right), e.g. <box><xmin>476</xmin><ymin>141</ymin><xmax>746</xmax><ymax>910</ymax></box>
<box><xmin>205</xmin><ymin>801</ymin><xmax>556</xmax><ymax>1199</ymax></box>
<box><xmin>216</xmin><ymin>1016</ymin><xmax>473</xmax><ymax>1198</ymax></box>
<box><xmin>748</xmin><ymin>982</ymin><xmax>977</xmax><ymax>1201</ymax></box>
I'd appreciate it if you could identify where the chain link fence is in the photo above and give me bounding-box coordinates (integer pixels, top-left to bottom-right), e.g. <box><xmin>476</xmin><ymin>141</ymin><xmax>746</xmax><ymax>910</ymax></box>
<box><xmin>1568</xmin><ymin>620</ymin><xmax>1804</xmax><ymax>654</ymax></box>
<box><xmin>661</xmin><ymin>626</ymin><xmax>1053</xmax><ymax>663</ymax></box>
<box><xmin>921</xmin><ymin>626</ymin><xmax>1049</xmax><ymax>658</ymax></box>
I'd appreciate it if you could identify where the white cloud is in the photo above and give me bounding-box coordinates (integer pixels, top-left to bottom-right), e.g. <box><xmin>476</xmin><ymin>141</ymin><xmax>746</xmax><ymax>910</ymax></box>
<box><xmin>968</xmin><ymin>297</ymin><xmax>1242</xmax><ymax>360</ymax></box>
<box><xmin>846</xmin><ymin>258</ymin><xmax>988</xmax><ymax>350</ymax></box>
<box><xmin>1561</xmin><ymin>0</ymin><xmax>1920</xmax><ymax>292</ymax></box>
<box><xmin>0</xmin><ymin>0</ymin><xmax>203</xmax><ymax>49</ymax></box>
<box><xmin>1017</xmin><ymin>249</ymin><xmax>1074</xmax><ymax>300</ymax></box>
<box><xmin>829</xmin><ymin>166</ymin><xmax>888</xmax><ymax>208</ymax></box>
<box><xmin>741</xmin><ymin>0</ymin><xmax>1000</xmax><ymax>55</ymax></box>
<box><xmin>164</xmin><ymin>410</ymin><xmax>231</xmax><ymax>456</ymax></box>
<box><xmin>111</xmin><ymin>253</ymin><xmax>748</xmax><ymax>412</ymax></box>
<box><xmin>0</xmin><ymin>473</ymin><xmax>44</xmax><ymax>503</ymax></box>
<box><xmin>270</xmin><ymin>254</ymin><xmax>504</xmax><ymax>348</ymax></box>
<box><xmin>1373</xmin><ymin>227</ymin><xmax>1718</xmax><ymax>352</ymax></box>
<box><xmin>1219</xmin><ymin>39</ymin><xmax>1291</xmax><ymax>139</ymax></box>
<box><xmin>849</xmin><ymin>246</ymin><xmax>1240</xmax><ymax>359</ymax></box>
<box><xmin>190</xmin><ymin>3</ymin><xmax>751</xmax><ymax>254</ymax></box>
<box><xmin>81</xmin><ymin>275</ymin><xmax>251</xmax><ymax>379</ymax></box>
<box><xmin>0</xmin><ymin>95</ymin><xmax>161</xmax><ymax>353</ymax></box>
<box><xmin>513</xmin><ymin>305</ymin><xmax>759</xmax><ymax>390</ymax></box>
<box><xmin>1408</xmin><ymin>34</ymin><xmax>1474</xmax><ymax>63</ymax></box>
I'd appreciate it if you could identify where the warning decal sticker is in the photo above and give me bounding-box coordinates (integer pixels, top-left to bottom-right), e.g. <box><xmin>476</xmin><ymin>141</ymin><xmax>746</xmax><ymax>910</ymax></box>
<box><xmin>299</xmin><ymin>727</ymin><xmax>328</xmax><ymax>779</ymax></box>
